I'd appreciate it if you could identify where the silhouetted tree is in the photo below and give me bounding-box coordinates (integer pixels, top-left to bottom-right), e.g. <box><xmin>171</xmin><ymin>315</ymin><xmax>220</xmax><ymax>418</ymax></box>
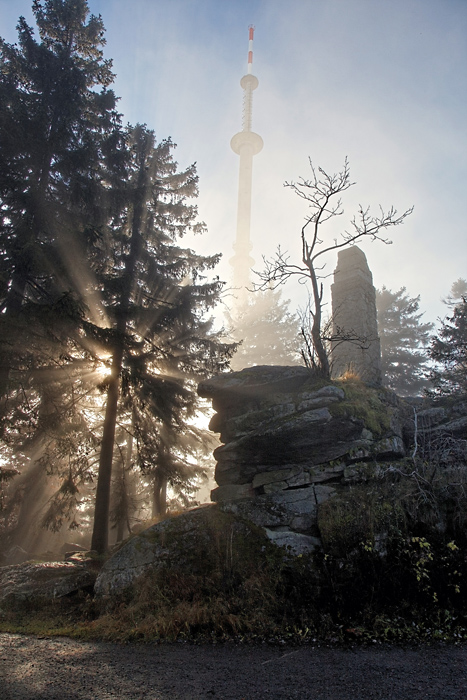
<box><xmin>0</xmin><ymin>0</ymin><xmax>121</xmax><ymax>403</ymax></box>
<box><xmin>429</xmin><ymin>300</ymin><xmax>467</xmax><ymax>396</ymax></box>
<box><xmin>376</xmin><ymin>286</ymin><xmax>433</xmax><ymax>395</ymax></box>
<box><xmin>90</xmin><ymin>126</ymin><xmax>234</xmax><ymax>553</ymax></box>
<box><xmin>256</xmin><ymin>158</ymin><xmax>412</xmax><ymax>378</ymax></box>
<box><xmin>0</xmin><ymin>2</ymin><xmax>233</xmax><ymax>557</ymax></box>
<box><xmin>0</xmin><ymin>0</ymin><xmax>123</xmax><ymax>558</ymax></box>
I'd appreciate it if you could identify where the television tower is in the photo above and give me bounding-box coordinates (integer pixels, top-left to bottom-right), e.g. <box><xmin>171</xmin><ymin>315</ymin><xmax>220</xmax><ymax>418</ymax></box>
<box><xmin>230</xmin><ymin>26</ymin><xmax>263</xmax><ymax>302</ymax></box>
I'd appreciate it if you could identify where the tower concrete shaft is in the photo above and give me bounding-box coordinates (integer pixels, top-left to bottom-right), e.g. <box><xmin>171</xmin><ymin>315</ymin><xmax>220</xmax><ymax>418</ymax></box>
<box><xmin>230</xmin><ymin>26</ymin><xmax>263</xmax><ymax>301</ymax></box>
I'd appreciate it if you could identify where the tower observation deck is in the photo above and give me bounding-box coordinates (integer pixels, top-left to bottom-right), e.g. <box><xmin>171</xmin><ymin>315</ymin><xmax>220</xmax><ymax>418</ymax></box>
<box><xmin>230</xmin><ymin>26</ymin><xmax>263</xmax><ymax>302</ymax></box>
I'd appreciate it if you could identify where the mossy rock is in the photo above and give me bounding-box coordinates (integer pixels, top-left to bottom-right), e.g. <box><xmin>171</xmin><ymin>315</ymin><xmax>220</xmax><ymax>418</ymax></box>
<box><xmin>331</xmin><ymin>379</ymin><xmax>393</xmax><ymax>436</ymax></box>
<box><xmin>94</xmin><ymin>505</ymin><xmax>278</xmax><ymax>597</ymax></box>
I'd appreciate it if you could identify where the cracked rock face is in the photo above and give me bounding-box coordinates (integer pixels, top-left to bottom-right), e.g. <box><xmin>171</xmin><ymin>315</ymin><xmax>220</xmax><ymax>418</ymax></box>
<box><xmin>199</xmin><ymin>366</ymin><xmax>406</xmax><ymax>553</ymax></box>
<box><xmin>199</xmin><ymin>367</ymin><xmax>467</xmax><ymax>556</ymax></box>
<box><xmin>90</xmin><ymin>372</ymin><xmax>467</xmax><ymax>598</ymax></box>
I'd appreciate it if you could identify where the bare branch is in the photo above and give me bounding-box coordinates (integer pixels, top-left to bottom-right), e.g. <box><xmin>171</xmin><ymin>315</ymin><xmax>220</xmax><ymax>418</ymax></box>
<box><xmin>259</xmin><ymin>157</ymin><xmax>413</xmax><ymax>377</ymax></box>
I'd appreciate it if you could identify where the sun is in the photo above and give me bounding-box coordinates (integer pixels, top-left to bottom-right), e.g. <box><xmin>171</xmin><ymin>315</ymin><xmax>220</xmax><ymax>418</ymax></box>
<box><xmin>96</xmin><ymin>358</ymin><xmax>112</xmax><ymax>379</ymax></box>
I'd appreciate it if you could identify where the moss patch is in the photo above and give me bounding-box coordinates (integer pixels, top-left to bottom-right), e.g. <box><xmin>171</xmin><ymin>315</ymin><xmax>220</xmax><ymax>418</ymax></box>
<box><xmin>330</xmin><ymin>379</ymin><xmax>392</xmax><ymax>436</ymax></box>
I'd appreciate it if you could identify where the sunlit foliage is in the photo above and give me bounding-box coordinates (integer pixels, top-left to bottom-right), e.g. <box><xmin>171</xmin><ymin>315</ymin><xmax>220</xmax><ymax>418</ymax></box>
<box><xmin>0</xmin><ymin>1</ymin><xmax>233</xmax><ymax>559</ymax></box>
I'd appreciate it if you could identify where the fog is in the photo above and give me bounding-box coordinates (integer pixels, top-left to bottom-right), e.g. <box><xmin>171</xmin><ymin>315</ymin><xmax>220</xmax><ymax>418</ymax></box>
<box><xmin>2</xmin><ymin>0</ymin><xmax>464</xmax><ymax>328</ymax></box>
<box><xmin>1</xmin><ymin>0</ymin><xmax>465</xmax><ymax>546</ymax></box>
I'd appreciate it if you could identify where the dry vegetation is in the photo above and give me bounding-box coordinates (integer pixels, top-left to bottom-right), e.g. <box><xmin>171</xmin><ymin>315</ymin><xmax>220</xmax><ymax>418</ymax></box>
<box><xmin>3</xmin><ymin>467</ymin><xmax>467</xmax><ymax>646</ymax></box>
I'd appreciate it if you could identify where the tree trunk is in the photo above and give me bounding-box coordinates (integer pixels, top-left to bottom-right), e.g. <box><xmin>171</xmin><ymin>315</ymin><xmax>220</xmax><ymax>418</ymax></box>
<box><xmin>90</xmin><ymin>338</ymin><xmax>124</xmax><ymax>554</ymax></box>
<box><xmin>115</xmin><ymin>504</ymin><xmax>126</xmax><ymax>543</ymax></box>
<box><xmin>91</xmin><ymin>129</ymin><xmax>153</xmax><ymax>553</ymax></box>
<box><xmin>114</xmin><ymin>456</ymin><xmax>127</xmax><ymax>544</ymax></box>
<box><xmin>308</xmin><ymin>263</ymin><xmax>330</xmax><ymax>378</ymax></box>
<box><xmin>113</xmin><ymin>427</ymin><xmax>135</xmax><ymax>543</ymax></box>
<box><xmin>152</xmin><ymin>471</ymin><xmax>167</xmax><ymax>519</ymax></box>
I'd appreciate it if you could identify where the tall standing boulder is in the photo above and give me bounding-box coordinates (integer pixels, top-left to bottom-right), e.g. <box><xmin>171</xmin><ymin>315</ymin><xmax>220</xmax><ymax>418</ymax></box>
<box><xmin>331</xmin><ymin>246</ymin><xmax>382</xmax><ymax>384</ymax></box>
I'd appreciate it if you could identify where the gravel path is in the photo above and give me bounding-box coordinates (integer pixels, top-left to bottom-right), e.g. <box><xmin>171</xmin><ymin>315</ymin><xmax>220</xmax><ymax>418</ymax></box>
<box><xmin>1</xmin><ymin>633</ymin><xmax>466</xmax><ymax>699</ymax></box>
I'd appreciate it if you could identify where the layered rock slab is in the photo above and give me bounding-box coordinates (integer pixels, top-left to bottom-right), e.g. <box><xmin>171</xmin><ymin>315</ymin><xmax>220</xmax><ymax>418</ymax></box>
<box><xmin>93</xmin><ymin>375</ymin><xmax>467</xmax><ymax>598</ymax></box>
<box><xmin>198</xmin><ymin>366</ymin><xmax>406</xmax><ymax>552</ymax></box>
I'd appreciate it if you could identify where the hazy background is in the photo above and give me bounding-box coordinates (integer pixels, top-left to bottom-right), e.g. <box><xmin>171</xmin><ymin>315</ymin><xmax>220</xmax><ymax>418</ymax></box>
<box><xmin>2</xmin><ymin>0</ymin><xmax>466</xmax><ymax>325</ymax></box>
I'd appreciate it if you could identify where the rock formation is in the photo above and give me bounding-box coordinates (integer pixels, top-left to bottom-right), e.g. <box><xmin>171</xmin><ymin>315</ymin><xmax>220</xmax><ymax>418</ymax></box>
<box><xmin>331</xmin><ymin>246</ymin><xmax>381</xmax><ymax>384</ymax></box>
<box><xmin>198</xmin><ymin>365</ymin><xmax>406</xmax><ymax>554</ymax></box>
<box><xmin>6</xmin><ymin>368</ymin><xmax>467</xmax><ymax>604</ymax></box>
<box><xmin>94</xmin><ymin>506</ymin><xmax>271</xmax><ymax>597</ymax></box>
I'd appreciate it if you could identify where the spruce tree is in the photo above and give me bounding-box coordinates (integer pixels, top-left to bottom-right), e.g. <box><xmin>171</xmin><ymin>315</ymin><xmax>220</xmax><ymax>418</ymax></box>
<box><xmin>0</xmin><ymin>3</ymin><xmax>233</xmax><ymax>557</ymax></box>
<box><xmin>429</xmin><ymin>301</ymin><xmax>467</xmax><ymax>396</ymax></box>
<box><xmin>228</xmin><ymin>290</ymin><xmax>301</xmax><ymax>370</ymax></box>
<box><xmin>0</xmin><ymin>0</ymin><xmax>121</xmax><ymax>403</ymax></box>
<box><xmin>443</xmin><ymin>278</ymin><xmax>467</xmax><ymax>308</ymax></box>
<box><xmin>90</xmin><ymin>125</ymin><xmax>233</xmax><ymax>553</ymax></box>
<box><xmin>0</xmin><ymin>0</ymin><xmax>123</xmax><ymax>557</ymax></box>
<box><xmin>376</xmin><ymin>286</ymin><xmax>433</xmax><ymax>395</ymax></box>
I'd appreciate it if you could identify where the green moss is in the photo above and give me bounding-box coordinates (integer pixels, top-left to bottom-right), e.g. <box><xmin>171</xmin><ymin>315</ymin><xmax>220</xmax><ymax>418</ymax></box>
<box><xmin>300</xmin><ymin>375</ymin><xmax>331</xmax><ymax>393</ymax></box>
<box><xmin>330</xmin><ymin>379</ymin><xmax>392</xmax><ymax>435</ymax></box>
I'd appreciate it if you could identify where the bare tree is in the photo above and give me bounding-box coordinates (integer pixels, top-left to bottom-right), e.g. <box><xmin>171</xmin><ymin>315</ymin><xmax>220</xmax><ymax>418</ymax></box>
<box><xmin>299</xmin><ymin>296</ymin><xmax>377</xmax><ymax>374</ymax></box>
<box><xmin>256</xmin><ymin>158</ymin><xmax>413</xmax><ymax>378</ymax></box>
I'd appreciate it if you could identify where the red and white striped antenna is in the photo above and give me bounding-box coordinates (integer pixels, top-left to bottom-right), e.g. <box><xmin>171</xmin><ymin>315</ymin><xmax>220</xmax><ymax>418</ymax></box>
<box><xmin>239</xmin><ymin>26</ymin><xmax>259</xmax><ymax>131</ymax></box>
<box><xmin>247</xmin><ymin>25</ymin><xmax>254</xmax><ymax>74</ymax></box>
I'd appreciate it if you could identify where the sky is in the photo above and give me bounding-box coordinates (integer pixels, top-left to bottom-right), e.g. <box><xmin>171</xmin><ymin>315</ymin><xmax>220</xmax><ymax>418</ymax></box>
<box><xmin>1</xmin><ymin>0</ymin><xmax>466</xmax><ymax>328</ymax></box>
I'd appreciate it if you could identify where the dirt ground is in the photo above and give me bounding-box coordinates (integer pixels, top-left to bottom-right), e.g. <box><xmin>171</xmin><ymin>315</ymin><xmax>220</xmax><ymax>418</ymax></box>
<box><xmin>1</xmin><ymin>633</ymin><xmax>466</xmax><ymax>699</ymax></box>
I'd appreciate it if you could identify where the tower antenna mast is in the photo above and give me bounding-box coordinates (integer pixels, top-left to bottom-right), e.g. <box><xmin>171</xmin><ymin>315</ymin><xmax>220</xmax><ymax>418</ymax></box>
<box><xmin>230</xmin><ymin>26</ymin><xmax>263</xmax><ymax>303</ymax></box>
